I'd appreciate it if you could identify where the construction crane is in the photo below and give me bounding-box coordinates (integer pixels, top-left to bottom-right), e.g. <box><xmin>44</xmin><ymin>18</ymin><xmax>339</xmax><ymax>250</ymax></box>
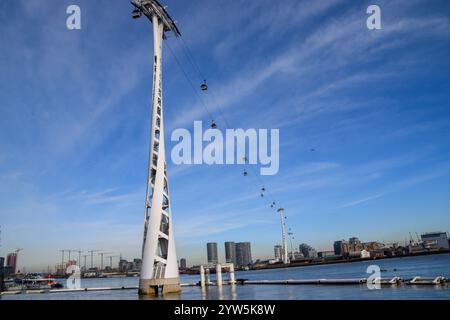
<box><xmin>82</xmin><ymin>254</ymin><xmax>90</xmax><ymax>271</ymax></box>
<box><xmin>66</xmin><ymin>249</ymin><xmax>74</xmax><ymax>262</ymax></box>
<box><xmin>88</xmin><ymin>250</ymin><xmax>102</xmax><ymax>269</ymax></box>
<box><xmin>74</xmin><ymin>250</ymin><xmax>83</xmax><ymax>266</ymax></box>
<box><xmin>409</xmin><ymin>232</ymin><xmax>415</xmax><ymax>245</ymax></box>
<box><xmin>105</xmin><ymin>255</ymin><xmax>120</xmax><ymax>269</ymax></box>
<box><xmin>59</xmin><ymin>249</ymin><xmax>73</xmax><ymax>265</ymax></box>
<box><xmin>98</xmin><ymin>252</ymin><xmax>113</xmax><ymax>271</ymax></box>
<box><xmin>59</xmin><ymin>250</ymin><xmax>65</xmax><ymax>267</ymax></box>
<box><xmin>415</xmin><ymin>232</ymin><xmax>422</xmax><ymax>243</ymax></box>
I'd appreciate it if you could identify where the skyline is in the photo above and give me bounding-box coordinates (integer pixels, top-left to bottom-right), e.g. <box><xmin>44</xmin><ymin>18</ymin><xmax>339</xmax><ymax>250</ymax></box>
<box><xmin>1</xmin><ymin>228</ymin><xmax>448</xmax><ymax>272</ymax></box>
<box><xmin>1</xmin><ymin>0</ymin><xmax>450</xmax><ymax>271</ymax></box>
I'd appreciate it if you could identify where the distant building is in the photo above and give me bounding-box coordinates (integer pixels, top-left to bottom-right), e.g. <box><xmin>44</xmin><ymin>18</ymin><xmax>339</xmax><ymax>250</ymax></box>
<box><xmin>180</xmin><ymin>258</ymin><xmax>187</xmax><ymax>269</ymax></box>
<box><xmin>236</xmin><ymin>242</ymin><xmax>252</xmax><ymax>267</ymax></box>
<box><xmin>421</xmin><ymin>232</ymin><xmax>449</xmax><ymax>250</ymax></box>
<box><xmin>318</xmin><ymin>251</ymin><xmax>335</xmax><ymax>258</ymax></box>
<box><xmin>274</xmin><ymin>245</ymin><xmax>283</xmax><ymax>261</ymax></box>
<box><xmin>225</xmin><ymin>242</ymin><xmax>237</xmax><ymax>265</ymax></box>
<box><xmin>361</xmin><ymin>250</ymin><xmax>370</xmax><ymax>259</ymax></box>
<box><xmin>207</xmin><ymin>242</ymin><xmax>219</xmax><ymax>264</ymax></box>
<box><xmin>349</xmin><ymin>237</ymin><xmax>360</xmax><ymax>244</ymax></box>
<box><xmin>292</xmin><ymin>252</ymin><xmax>304</xmax><ymax>260</ymax></box>
<box><xmin>362</xmin><ymin>241</ymin><xmax>382</xmax><ymax>251</ymax></box>
<box><xmin>0</xmin><ymin>257</ymin><xmax>4</xmax><ymax>276</ymax></box>
<box><xmin>133</xmin><ymin>258</ymin><xmax>142</xmax><ymax>271</ymax></box>
<box><xmin>6</xmin><ymin>253</ymin><xmax>17</xmax><ymax>274</ymax></box>
<box><xmin>126</xmin><ymin>261</ymin><xmax>134</xmax><ymax>271</ymax></box>
<box><xmin>349</xmin><ymin>237</ymin><xmax>363</xmax><ymax>252</ymax></box>
<box><xmin>119</xmin><ymin>259</ymin><xmax>129</xmax><ymax>272</ymax></box>
<box><xmin>370</xmin><ymin>250</ymin><xmax>385</xmax><ymax>258</ymax></box>
<box><xmin>333</xmin><ymin>240</ymin><xmax>349</xmax><ymax>256</ymax></box>
<box><xmin>299</xmin><ymin>243</ymin><xmax>317</xmax><ymax>258</ymax></box>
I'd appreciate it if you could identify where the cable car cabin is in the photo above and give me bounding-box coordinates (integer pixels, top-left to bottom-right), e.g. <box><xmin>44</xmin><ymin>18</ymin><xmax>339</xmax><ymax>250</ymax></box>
<box><xmin>211</xmin><ymin>121</ymin><xmax>217</xmax><ymax>129</ymax></box>
<box><xmin>200</xmin><ymin>82</ymin><xmax>208</xmax><ymax>91</ymax></box>
<box><xmin>132</xmin><ymin>9</ymin><xmax>142</xmax><ymax>19</ymax></box>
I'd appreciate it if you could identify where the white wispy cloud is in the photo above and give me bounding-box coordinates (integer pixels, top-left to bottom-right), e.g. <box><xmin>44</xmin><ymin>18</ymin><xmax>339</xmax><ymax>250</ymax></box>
<box><xmin>340</xmin><ymin>194</ymin><xmax>384</xmax><ymax>208</ymax></box>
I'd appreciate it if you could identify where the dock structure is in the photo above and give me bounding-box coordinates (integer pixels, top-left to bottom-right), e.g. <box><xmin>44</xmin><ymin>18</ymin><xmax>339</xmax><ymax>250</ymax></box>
<box><xmin>1</xmin><ymin>276</ymin><xmax>447</xmax><ymax>296</ymax></box>
<box><xmin>199</xmin><ymin>263</ymin><xmax>236</xmax><ymax>288</ymax></box>
<box><xmin>240</xmin><ymin>276</ymin><xmax>448</xmax><ymax>286</ymax></box>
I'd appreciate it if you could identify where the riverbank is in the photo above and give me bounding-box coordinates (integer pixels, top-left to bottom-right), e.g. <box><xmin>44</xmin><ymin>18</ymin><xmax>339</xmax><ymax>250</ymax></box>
<box><xmin>252</xmin><ymin>249</ymin><xmax>450</xmax><ymax>271</ymax></box>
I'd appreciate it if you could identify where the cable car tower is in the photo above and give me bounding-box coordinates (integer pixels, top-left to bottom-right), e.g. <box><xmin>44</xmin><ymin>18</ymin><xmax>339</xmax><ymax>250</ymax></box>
<box><xmin>131</xmin><ymin>0</ymin><xmax>181</xmax><ymax>296</ymax></box>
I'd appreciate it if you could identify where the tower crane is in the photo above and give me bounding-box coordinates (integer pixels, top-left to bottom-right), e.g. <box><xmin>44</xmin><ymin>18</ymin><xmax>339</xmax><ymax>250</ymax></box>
<box><xmin>98</xmin><ymin>252</ymin><xmax>113</xmax><ymax>271</ymax></box>
<box><xmin>88</xmin><ymin>250</ymin><xmax>102</xmax><ymax>269</ymax></box>
<box><xmin>105</xmin><ymin>255</ymin><xmax>120</xmax><ymax>269</ymax></box>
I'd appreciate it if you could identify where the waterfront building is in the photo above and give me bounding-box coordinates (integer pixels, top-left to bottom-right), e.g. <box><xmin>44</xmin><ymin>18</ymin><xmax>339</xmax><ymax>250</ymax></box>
<box><xmin>318</xmin><ymin>251</ymin><xmax>335</xmax><ymax>258</ymax></box>
<box><xmin>292</xmin><ymin>252</ymin><xmax>304</xmax><ymax>260</ymax></box>
<box><xmin>349</xmin><ymin>237</ymin><xmax>360</xmax><ymax>244</ymax></box>
<box><xmin>6</xmin><ymin>253</ymin><xmax>17</xmax><ymax>274</ymax></box>
<box><xmin>236</xmin><ymin>242</ymin><xmax>252</xmax><ymax>267</ymax></box>
<box><xmin>333</xmin><ymin>240</ymin><xmax>350</xmax><ymax>256</ymax></box>
<box><xmin>361</xmin><ymin>250</ymin><xmax>371</xmax><ymax>259</ymax></box>
<box><xmin>274</xmin><ymin>245</ymin><xmax>283</xmax><ymax>261</ymax></box>
<box><xmin>179</xmin><ymin>258</ymin><xmax>187</xmax><ymax>269</ymax></box>
<box><xmin>119</xmin><ymin>259</ymin><xmax>130</xmax><ymax>272</ymax></box>
<box><xmin>408</xmin><ymin>243</ymin><xmax>425</xmax><ymax>254</ymax></box>
<box><xmin>299</xmin><ymin>243</ymin><xmax>318</xmax><ymax>258</ymax></box>
<box><xmin>207</xmin><ymin>242</ymin><xmax>219</xmax><ymax>264</ymax></box>
<box><xmin>362</xmin><ymin>241</ymin><xmax>383</xmax><ymax>251</ymax></box>
<box><xmin>225</xmin><ymin>242</ymin><xmax>237</xmax><ymax>265</ymax></box>
<box><xmin>421</xmin><ymin>232</ymin><xmax>449</xmax><ymax>249</ymax></box>
<box><xmin>133</xmin><ymin>258</ymin><xmax>142</xmax><ymax>271</ymax></box>
<box><xmin>349</xmin><ymin>237</ymin><xmax>363</xmax><ymax>252</ymax></box>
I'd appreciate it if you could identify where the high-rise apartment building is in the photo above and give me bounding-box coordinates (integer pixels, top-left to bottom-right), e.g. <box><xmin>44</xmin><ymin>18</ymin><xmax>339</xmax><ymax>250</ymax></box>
<box><xmin>225</xmin><ymin>242</ymin><xmax>237</xmax><ymax>265</ymax></box>
<box><xmin>207</xmin><ymin>242</ymin><xmax>219</xmax><ymax>264</ymax></box>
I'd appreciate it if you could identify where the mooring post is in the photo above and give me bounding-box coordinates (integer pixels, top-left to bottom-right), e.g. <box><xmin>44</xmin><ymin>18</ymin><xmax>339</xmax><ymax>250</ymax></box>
<box><xmin>200</xmin><ymin>265</ymin><xmax>205</xmax><ymax>287</ymax></box>
<box><xmin>216</xmin><ymin>264</ymin><xmax>223</xmax><ymax>286</ymax></box>
<box><xmin>229</xmin><ymin>263</ymin><xmax>236</xmax><ymax>284</ymax></box>
<box><xmin>206</xmin><ymin>268</ymin><xmax>211</xmax><ymax>285</ymax></box>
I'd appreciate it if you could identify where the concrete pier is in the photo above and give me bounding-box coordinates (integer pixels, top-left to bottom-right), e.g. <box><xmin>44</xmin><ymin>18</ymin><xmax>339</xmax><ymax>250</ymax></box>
<box><xmin>200</xmin><ymin>266</ymin><xmax>206</xmax><ymax>287</ymax></box>
<box><xmin>216</xmin><ymin>264</ymin><xmax>223</xmax><ymax>287</ymax></box>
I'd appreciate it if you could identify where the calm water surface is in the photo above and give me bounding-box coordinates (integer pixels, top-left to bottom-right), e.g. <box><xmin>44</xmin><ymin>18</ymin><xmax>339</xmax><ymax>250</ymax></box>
<box><xmin>3</xmin><ymin>254</ymin><xmax>450</xmax><ymax>300</ymax></box>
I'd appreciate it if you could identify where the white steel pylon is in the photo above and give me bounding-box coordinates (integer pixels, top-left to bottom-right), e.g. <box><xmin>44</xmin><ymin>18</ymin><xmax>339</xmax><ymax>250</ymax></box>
<box><xmin>277</xmin><ymin>208</ymin><xmax>289</xmax><ymax>264</ymax></box>
<box><xmin>131</xmin><ymin>0</ymin><xmax>181</xmax><ymax>296</ymax></box>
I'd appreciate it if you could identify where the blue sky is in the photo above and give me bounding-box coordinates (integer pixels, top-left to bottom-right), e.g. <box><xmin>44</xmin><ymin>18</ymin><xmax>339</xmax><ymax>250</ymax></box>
<box><xmin>0</xmin><ymin>0</ymin><xmax>449</xmax><ymax>271</ymax></box>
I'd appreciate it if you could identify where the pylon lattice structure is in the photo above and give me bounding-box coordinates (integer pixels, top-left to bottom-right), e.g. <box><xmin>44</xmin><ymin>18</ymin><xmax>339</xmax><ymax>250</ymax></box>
<box><xmin>277</xmin><ymin>208</ymin><xmax>289</xmax><ymax>264</ymax></box>
<box><xmin>132</xmin><ymin>0</ymin><xmax>181</xmax><ymax>296</ymax></box>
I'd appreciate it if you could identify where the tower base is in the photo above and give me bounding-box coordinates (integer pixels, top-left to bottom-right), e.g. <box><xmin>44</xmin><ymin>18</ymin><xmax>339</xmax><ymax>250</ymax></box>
<box><xmin>139</xmin><ymin>277</ymin><xmax>181</xmax><ymax>296</ymax></box>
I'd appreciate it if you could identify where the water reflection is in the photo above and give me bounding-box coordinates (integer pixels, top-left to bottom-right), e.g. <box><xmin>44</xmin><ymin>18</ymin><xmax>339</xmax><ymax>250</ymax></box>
<box><xmin>2</xmin><ymin>254</ymin><xmax>450</xmax><ymax>300</ymax></box>
<box><xmin>231</xmin><ymin>284</ymin><xmax>237</xmax><ymax>300</ymax></box>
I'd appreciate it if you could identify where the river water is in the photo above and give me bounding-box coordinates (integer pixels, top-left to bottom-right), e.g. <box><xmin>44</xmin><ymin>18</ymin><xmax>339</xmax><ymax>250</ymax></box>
<box><xmin>2</xmin><ymin>254</ymin><xmax>450</xmax><ymax>300</ymax></box>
